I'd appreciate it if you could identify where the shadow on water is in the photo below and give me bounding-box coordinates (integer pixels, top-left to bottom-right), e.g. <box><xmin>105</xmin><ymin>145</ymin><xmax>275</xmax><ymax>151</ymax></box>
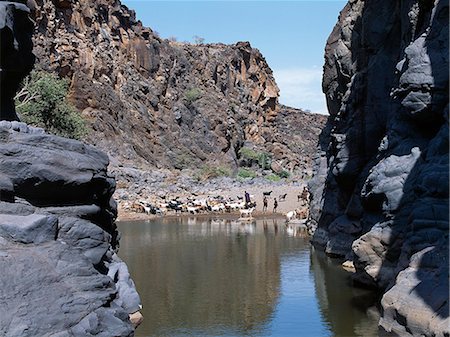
<box><xmin>310</xmin><ymin>248</ymin><xmax>380</xmax><ymax>337</ymax></box>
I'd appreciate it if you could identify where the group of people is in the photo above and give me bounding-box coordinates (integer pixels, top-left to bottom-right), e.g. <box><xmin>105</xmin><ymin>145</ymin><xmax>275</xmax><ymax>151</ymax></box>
<box><xmin>243</xmin><ymin>186</ymin><xmax>310</xmax><ymax>214</ymax></box>
<box><xmin>262</xmin><ymin>196</ymin><xmax>277</xmax><ymax>213</ymax></box>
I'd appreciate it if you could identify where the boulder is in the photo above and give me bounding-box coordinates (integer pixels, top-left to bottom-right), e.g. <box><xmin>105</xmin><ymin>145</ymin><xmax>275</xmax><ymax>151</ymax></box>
<box><xmin>0</xmin><ymin>125</ymin><xmax>141</xmax><ymax>336</ymax></box>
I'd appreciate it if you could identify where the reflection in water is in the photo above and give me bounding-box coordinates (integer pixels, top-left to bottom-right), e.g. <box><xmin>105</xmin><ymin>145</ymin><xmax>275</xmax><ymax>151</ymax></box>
<box><xmin>118</xmin><ymin>217</ymin><xmax>379</xmax><ymax>337</ymax></box>
<box><xmin>310</xmin><ymin>248</ymin><xmax>381</xmax><ymax>337</ymax></box>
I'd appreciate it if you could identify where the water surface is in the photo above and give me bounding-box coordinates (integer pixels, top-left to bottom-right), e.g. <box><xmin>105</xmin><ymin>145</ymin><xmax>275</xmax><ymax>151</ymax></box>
<box><xmin>118</xmin><ymin>217</ymin><xmax>379</xmax><ymax>336</ymax></box>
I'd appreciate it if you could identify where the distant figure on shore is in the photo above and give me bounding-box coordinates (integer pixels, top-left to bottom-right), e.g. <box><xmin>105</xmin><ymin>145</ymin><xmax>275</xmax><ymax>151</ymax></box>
<box><xmin>298</xmin><ymin>186</ymin><xmax>310</xmax><ymax>205</ymax></box>
<box><xmin>244</xmin><ymin>191</ymin><xmax>251</xmax><ymax>208</ymax></box>
<box><xmin>273</xmin><ymin>198</ymin><xmax>278</xmax><ymax>213</ymax></box>
<box><xmin>263</xmin><ymin>196</ymin><xmax>268</xmax><ymax>212</ymax></box>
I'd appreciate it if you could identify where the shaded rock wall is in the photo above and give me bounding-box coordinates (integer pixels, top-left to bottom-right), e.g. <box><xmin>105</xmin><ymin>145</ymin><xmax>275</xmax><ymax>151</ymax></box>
<box><xmin>30</xmin><ymin>0</ymin><xmax>325</xmax><ymax>175</ymax></box>
<box><xmin>0</xmin><ymin>0</ymin><xmax>35</xmax><ymax>121</ymax></box>
<box><xmin>309</xmin><ymin>0</ymin><xmax>448</xmax><ymax>336</ymax></box>
<box><xmin>0</xmin><ymin>121</ymin><xmax>141</xmax><ymax>336</ymax></box>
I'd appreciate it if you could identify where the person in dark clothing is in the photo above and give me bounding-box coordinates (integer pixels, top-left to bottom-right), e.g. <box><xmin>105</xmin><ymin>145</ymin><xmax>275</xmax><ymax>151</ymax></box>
<box><xmin>273</xmin><ymin>198</ymin><xmax>278</xmax><ymax>213</ymax></box>
<box><xmin>263</xmin><ymin>196</ymin><xmax>268</xmax><ymax>212</ymax></box>
<box><xmin>244</xmin><ymin>191</ymin><xmax>251</xmax><ymax>208</ymax></box>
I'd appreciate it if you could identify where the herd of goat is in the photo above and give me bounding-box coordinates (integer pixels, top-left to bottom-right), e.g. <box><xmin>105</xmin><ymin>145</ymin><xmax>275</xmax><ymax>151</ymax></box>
<box><xmin>123</xmin><ymin>190</ymin><xmax>310</xmax><ymax>221</ymax></box>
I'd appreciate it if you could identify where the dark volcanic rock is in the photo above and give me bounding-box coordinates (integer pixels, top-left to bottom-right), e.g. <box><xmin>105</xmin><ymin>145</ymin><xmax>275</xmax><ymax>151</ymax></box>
<box><xmin>0</xmin><ymin>123</ymin><xmax>141</xmax><ymax>336</ymax></box>
<box><xmin>0</xmin><ymin>0</ymin><xmax>35</xmax><ymax>121</ymax></box>
<box><xmin>30</xmin><ymin>0</ymin><xmax>325</xmax><ymax>178</ymax></box>
<box><xmin>309</xmin><ymin>0</ymin><xmax>449</xmax><ymax>336</ymax></box>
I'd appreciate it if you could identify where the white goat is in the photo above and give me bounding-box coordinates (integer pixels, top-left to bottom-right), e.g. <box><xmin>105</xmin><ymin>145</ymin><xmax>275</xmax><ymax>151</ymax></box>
<box><xmin>286</xmin><ymin>210</ymin><xmax>297</xmax><ymax>222</ymax></box>
<box><xmin>239</xmin><ymin>207</ymin><xmax>254</xmax><ymax>218</ymax></box>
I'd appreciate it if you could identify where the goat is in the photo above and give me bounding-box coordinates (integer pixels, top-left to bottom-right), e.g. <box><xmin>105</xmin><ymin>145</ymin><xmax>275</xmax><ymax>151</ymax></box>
<box><xmin>210</xmin><ymin>203</ymin><xmax>225</xmax><ymax>212</ymax></box>
<box><xmin>286</xmin><ymin>210</ymin><xmax>297</xmax><ymax>222</ymax></box>
<box><xmin>186</xmin><ymin>206</ymin><xmax>200</xmax><ymax>214</ymax></box>
<box><xmin>296</xmin><ymin>207</ymin><xmax>309</xmax><ymax>219</ymax></box>
<box><xmin>239</xmin><ymin>207</ymin><xmax>254</xmax><ymax>218</ymax></box>
<box><xmin>279</xmin><ymin>193</ymin><xmax>287</xmax><ymax>201</ymax></box>
<box><xmin>263</xmin><ymin>191</ymin><xmax>272</xmax><ymax>196</ymax></box>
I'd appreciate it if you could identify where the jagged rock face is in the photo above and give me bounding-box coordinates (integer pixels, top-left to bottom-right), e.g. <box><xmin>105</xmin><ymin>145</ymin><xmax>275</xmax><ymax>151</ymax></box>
<box><xmin>309</xmin><ymin>0</ymin><xmax>449</xmax><ymax>336</ymax></box>
<box><xmin>29</xmin><ymin>0</ymin><xmax>326</xmax><ymax>176</ymax></box>
<box><xmin>30</xmin><ymin>0</ymin><xmax>294</xmax><ymax>171</ymax></box>
<box><xmin>0</xmin><ymin>122</ymin><xmax>141</xmax><ymax>336</ymax></box>
<box><xmin>0</xmin><ymin>0</ymin><xmax>35</xmax><ymax>121</ymax></box>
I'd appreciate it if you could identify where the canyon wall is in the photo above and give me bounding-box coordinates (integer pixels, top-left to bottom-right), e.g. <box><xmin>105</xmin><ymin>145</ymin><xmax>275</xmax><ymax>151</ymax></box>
<box><xmin>30</xmin><ymin>0</ymin><xmax>325</xmax><ymax>176</ymax></box>
<box><xmin>0</xmin><ymin>2</ymin><xmax>141</xmax><ymax>335</ymax></box>
<box><xmin>309</xmin><ymin>0</ymin><xmax>448</xmax><ymax>335</ymax></box>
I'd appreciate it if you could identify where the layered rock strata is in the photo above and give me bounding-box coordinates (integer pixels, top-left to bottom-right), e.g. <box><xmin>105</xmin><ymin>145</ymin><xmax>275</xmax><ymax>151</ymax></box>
<box><xmin>30</xmin><ymin>0</ymin><xmax>324</xmax><ymax>176</ymax></box>
<box><xmin>0</xmin><ymin>121</ymin><xmax>141</xmax><ymax>336</ymax></box>
<box><xmin>309</xmin><ymin>0</ymin><xmax>449</xmax><ymax>336</ymax></box>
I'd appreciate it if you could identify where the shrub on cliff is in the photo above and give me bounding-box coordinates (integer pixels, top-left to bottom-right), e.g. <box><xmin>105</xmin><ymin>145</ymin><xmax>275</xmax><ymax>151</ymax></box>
<box><xmin>237</xmin><ymin>168</ymin><xmax>257</xmax><ymax>179</ymax></box>
<box><xmin>15</xmin><ymin>71</ymin><xmax>87</xmax><ymax>140</ymax></box>
<box><xmin>238</xmin><ymin>147</ymin><xmax>272</xmax><ymax>169</ymax></box>
<box><xmin>195</xmin><ymin>165</ymin><xmax>231</xmax><ymax>181</ymax></box>
<box><xmin>184</xmin><ymin>88</ymin><xmax>202</xmax><ymax>104</ymax></box>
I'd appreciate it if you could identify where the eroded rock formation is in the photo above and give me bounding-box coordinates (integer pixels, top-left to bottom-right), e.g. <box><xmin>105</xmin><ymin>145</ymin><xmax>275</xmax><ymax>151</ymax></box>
<box><xmin>0</xmin><ymin>121</ymin><xmax>141</xmax><ymax>336</ymax></box>
<box><xmin>0</xmin><ymin>0</ymin><xmax>35</xmax><ymax>121</ymax></box>
<box><xmin>30</xmin><ymin>0</ymin><xmax>325</xmax><ymax>176</ymax></box>
<box><xmin>309</xmin><ymin>0</ymin><xmax>449</xmax><ymax>335</ymax></box>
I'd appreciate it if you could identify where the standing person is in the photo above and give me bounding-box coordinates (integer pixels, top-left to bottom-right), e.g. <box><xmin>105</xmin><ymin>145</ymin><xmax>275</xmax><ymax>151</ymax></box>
<box><xmin>244</xmin><ymin>191</ymin><xmax>251</xmax><ymax>208</ymax></box>
<box><xmin>263</xmin><ymin>196</ymin><xmax>268</xmax><ymax>212</ymax></box>
<box><xmin>273</xmin><ymin>198</ymin><xmax>278</xmax><ymax>213</ymax></box>
<box><xmin>300</xmin><ymin>186</ymin><xmax>310</xmax><ymax>206</ymax></box>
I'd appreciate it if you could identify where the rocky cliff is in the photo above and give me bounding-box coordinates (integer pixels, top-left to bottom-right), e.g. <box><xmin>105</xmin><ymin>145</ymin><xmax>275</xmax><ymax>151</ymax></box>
<box><xmin>0</xmin><ymin>2</ymin><xmax>141</xmax><ymax>335</ymax></box>
<box><xmin>309</xmin><ymin>0</ymin><xmax>448</xmax><ymax>336</ymax></box>
<box><xmin>30</xmin><ymin>0</ymin><xmax>325</xmax><ymax>177</ymax></box>
<box><xmin>0</xmin><ymin>0</ymin><xmax>35</xmax><ymax>121</ymax></box>
<box><xmin>0</xmin><ymin>121</ymin><xmax>142</xmax><ymax>336</ymax></box>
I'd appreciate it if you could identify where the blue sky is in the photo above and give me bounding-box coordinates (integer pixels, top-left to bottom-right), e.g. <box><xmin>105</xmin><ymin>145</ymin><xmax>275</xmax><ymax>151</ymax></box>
<box><xmin>122</xmin><ymin>0</ymin><xmax>346</xmax><ymax>114</ymax></box>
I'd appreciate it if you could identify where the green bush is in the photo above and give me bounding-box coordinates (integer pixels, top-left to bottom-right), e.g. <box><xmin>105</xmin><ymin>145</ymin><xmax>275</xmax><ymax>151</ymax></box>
<box><xmin>195</xmin><ymin>165</ymin><xmax>231</xmax><ymax>181</ymax></box>
<box><xmin>278</xmin><ymin>170</ymin><xmax>290</xmax><ymax>179</ymax></box>
<box><xmin>265</xmin><ymin>174</ymin><xmax>281</xmax><ymax>182</ymax></box>
<box><xmin>15</xmin><ymin>71</ymin><xmax>87</xmax><ymax>140</ymax></box>
<box><xmin>184</xmin><ymin>88</ymin><xmax>202</xmax><ymax>103</ymax></box>
<box><xmin>237</xmin><ymin>168</ymin><xmax>257</xmax><ymax>179</ymax></box>
<box><xmin>257</xmin><ymin>152</ymin><xmax>272</xmax><ymax>170</ymax></box>
<box><xmin>239</xmin><ymin>147</ymin><xmax>259</xmax><ymax>161</ymax></box>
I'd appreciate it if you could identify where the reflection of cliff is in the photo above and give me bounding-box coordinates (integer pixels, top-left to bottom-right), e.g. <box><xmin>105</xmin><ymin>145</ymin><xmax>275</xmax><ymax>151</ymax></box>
<box><xmin>310</xmin><ymin>249</ymin><xmax>380</xmax><ymax>337</ymax></box>
<box><xmin>119</xmin><ymin>219</ymin><xmax>283</xmax><ymax>335</ymax></box>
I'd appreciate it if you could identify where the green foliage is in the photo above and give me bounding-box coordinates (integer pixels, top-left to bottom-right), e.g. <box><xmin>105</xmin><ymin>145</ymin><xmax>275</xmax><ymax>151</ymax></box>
<box><xmin>265</xmin><ymin>174</ymin><xmax>281</xmax><ymax>182</ymax></box>
<box><xmin>195</xmin><ymin>165</ymin><xmax>231</xmax><ymax>181</ymax></box>
<box><xmin>237</xmin><ymin>168</ymin><xmax>257</xmax><ymax>179</ymax></box>
<box><xmin>239</xmin><ymin>147</ymin><xmax>259</xmax><ymax>161</ymax></box>
<box><xmin>184</xmin><ymin>88</ymin><xmax>202</xmax><ymax>103</ymax></box>
<box><xmin>15</xmin><ymin>71</ymin><xmax>87</xmax><ymax>140</ymax></box>
<box><xmin>257</xmin><ymin>152</ymin><xmax>272</xmax><ymax>170</ymax></box>
<box><xmin>239</xmin><ymin>147</ymin><xmax>272</xmax><ymax>170</ymax></box>
<box><xmin>278</xmin><ymin>170</ymin><xmax>290</xmax><ymax>179</ymax></box>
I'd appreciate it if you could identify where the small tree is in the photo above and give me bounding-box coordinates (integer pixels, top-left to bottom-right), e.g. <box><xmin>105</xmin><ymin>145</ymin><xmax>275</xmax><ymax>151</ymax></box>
<box><xmin>193</xmin><ymin>35</ymin><xmax>205</xmax><ymax>44</ymax></box>
<box><xmin>15</xmin><ymin>71</ymin><xmax>87</xmax><ymax>140</ymax></box>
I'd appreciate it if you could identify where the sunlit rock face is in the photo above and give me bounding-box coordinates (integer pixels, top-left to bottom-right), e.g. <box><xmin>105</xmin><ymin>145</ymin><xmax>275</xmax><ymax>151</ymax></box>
<box><xmin>29</xmin><ymin>0</ymin><xmax>326</xmax><ymax>178</ymax></box>
<box><xmin>309</xmin><ymin>0</ymin><xmax>448</xmax><ymax>335</ymax></box>
<box><xmin>0</xmin><ymin>0</ymin><xmax>35</xmax><ymax>121</ymax></box>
